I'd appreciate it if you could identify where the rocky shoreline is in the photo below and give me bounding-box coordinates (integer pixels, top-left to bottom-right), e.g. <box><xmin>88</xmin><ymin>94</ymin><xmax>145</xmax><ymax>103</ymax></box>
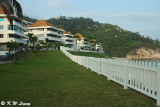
<box><xmin>126</xmin><ymin>48</ymin><xmax>160</xmax><ymax>60</ymax></box>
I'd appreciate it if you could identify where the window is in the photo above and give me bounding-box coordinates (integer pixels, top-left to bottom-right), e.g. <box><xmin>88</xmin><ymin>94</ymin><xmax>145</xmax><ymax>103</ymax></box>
<box><xmin>8</xmin><ymin>25</ymin><xmax>23</xmax><ymax>33</ymax></box>
<box><xmin>14</xmin><ymin>26</ymin><xmax>17</xmax><ymax>31</ymax></box>
<box><xmin>0</xmin><ymin>25</ymin><xmax>3</xmax><ymax>29</ymax></box>
<box><xmin>38</xmin><ymin>28</ymin><xmax>44</xmax><ymax>31</ymax></box>
<box><xmin>0</xmin><ymin>19</ymin><xmax>4</xmax><ymax>21</ymax></box>
<box><xmin>8</xmin><ymin>25</ymin><xmax>12</xmax><ymax>30</ymax></box>
<box><xmin>0</xmin><ymin>44</ymin><xmax>2</xmax><ymax>50</ymax></box>
<box><xmin>0</xmin><ymin>34</ymin><xmax>4</xmax><ymax>38</ymax></box>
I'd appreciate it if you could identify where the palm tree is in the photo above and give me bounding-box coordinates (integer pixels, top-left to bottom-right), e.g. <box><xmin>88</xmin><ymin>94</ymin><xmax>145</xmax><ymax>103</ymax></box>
<box><xmin>27</xmin><ymin>33</ymin><xmax>33</xmax><ymax>47</ymax></box>
<box><xmin>32</xmin><ymin>36</ymin><xmax>38</xmax><ymax>50</ymax></box>
<box><xmin>74</xmin><ymin>35</ymin><xmax>80</xmax><ymax>50</ymax></box>
<box><xmin>6</xmin><ymin>41</ymin><xmax>19</xmax><ymax>62</ymax></box>
<box><xmin>56</xmin><ymin>42</ymin><xmax>63</xmax><ymax>50</ymax></box>
<box><xmin>40</xmin><ymin>41</ymin><xmax>45</xmax><ymax>50</ymax></box>
<box><xmin>0</xmin><ymin>0</ymin><xmax>23</xmax><ymax>30</ymax></box>
<box><xmin>54</xmin><ymin>42</ymin><xmax>57</xmax><ymax>50</ymax></box>
<box><xmin>23</xmin><ymin>44</ymin><xmax>28</xmax><ymax>61</ymax></box>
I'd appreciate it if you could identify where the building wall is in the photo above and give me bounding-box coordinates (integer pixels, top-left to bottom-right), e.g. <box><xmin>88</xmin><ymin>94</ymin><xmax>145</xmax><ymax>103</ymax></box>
<box><xmin>75</xmin><ymin>38</ymin><xmax>91</xmax><ymax>50</ymax></box>
<box><xmin>62</xmin><ymin>34</ymin><xmax>75</xmax><ymax>47</ymax></box>
<box><xmin>27</xmin><ymin>27</ymin><xmax>64</xmax><ymax>44</ymax></box>
<box><xmin>0</xmin><ymin>17</ymin><xmax>10</xmax><ymax>43</ymax></box>
<box><xmin>0</xmin><ymin>16</ymin><xmax>28</xmax><ymax>51</ymax></box>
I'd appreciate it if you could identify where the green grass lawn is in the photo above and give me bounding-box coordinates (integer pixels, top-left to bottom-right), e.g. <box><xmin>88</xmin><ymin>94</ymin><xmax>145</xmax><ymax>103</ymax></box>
<box><xmin>68</xmin><ymin>51</ymin><xmax>106</xmax><ymax>58</ymax></box>
<box><xmin>0</xmin><ymin>51</ymin><xmax>156</xmax><ymax>107</ymax></box>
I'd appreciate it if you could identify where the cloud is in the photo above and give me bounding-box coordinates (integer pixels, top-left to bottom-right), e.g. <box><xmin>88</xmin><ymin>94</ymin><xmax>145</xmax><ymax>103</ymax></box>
<box><xmin>46</xmin><ymin>0</ymin><xmax>69</xmax><ymax>10</ymax></box>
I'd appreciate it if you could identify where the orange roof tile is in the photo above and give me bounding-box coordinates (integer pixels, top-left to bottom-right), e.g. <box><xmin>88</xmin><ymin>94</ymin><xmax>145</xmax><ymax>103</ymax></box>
<box><xmin>0</xmin><ymin>6</ymin><xmax>5</xmax><ymax>14</ymax></box>
<box><xmin>92</xmin><ymin>39</ymin><xmax>96</xmax><ymax>42</ymax></box>
<box><xmin>29</xmin><ymin>20</ymin><xmax>54</xmax><ymax>27</ymax></box>
<box><xmin>64</xmin><ymin>31</ymin><xmax>72</xmax><ymax>35</ymax></box>
<box><xmin>59</xmin><ymin>28</ymin><xmax>65</xmax><ymax>31</ymax></box>
<box><xmin>75</xmin><ymin>33</ymin><xmax>84</xmax><ymax>39</ymax></box>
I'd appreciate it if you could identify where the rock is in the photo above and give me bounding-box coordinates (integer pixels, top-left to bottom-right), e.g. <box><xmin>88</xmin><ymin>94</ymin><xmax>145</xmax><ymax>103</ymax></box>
<box><xmin>126</xmin><ymin>47</ymin><xmax>160</xmax><ymax>60</ymax></box>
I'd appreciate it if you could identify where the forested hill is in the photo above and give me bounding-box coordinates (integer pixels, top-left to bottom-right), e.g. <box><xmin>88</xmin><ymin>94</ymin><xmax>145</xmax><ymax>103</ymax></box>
<box><xmin>24</xmin><ymin>16</ymin><xmax>37</xmax><ymax>23</ymax></box>
<box><xmin>24</xmin><ymin>16</ymin><xmax>160</xmax><ymax>57</ymax></box>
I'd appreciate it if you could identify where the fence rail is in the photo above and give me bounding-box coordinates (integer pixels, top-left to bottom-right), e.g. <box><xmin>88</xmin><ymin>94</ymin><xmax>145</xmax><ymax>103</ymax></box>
<box><xmin>60</xmin><ymin>46</ymin><xmax>160</xmax><ymax>105</ymax></box>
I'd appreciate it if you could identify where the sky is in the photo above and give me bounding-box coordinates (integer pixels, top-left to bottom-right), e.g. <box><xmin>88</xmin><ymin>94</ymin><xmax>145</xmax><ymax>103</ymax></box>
<box><xmin>17</xmin><ymin>0</ymin><xmax>160</xmax><ymax>39</ymax></box>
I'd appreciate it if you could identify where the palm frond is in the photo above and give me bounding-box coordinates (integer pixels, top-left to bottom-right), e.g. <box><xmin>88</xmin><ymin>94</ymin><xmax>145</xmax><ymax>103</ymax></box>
<box><xmin>0</xmin><ymin>0</ymin><xmax>23</xmax><ymax>30</ymax></box>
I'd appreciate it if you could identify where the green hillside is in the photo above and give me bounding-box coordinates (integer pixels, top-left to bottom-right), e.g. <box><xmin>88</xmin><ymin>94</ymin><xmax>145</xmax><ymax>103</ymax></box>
<box><xmin>24</xmin><ymin>16</ymin><xmax>37</xmax><ymax>23</ymax></box>
<box><xmin>24</xmin><ymin>16</ymin><xmax>160</xmax><ymax>57</ymax></box>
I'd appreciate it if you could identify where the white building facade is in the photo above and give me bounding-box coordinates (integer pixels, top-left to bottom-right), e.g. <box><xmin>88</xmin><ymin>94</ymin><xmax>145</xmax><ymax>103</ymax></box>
<box><xmin>74</xmin><ymin>33</ymin><xmax>90</xmax><ymax>50</ymax></box>
<box><xmin>96</xmin><ymin>43</ymin><xmax>104</xmax><ymax>53</ymax></box>
<box><xmin>0</xmin><ymin>5</ymin><xmax>28</xmax><ymax>52</ymax></box>
<box><xmin>62</xmin><ymin>32</ymin><xmax>75</xmax><ymax>47</ymax></box>
<box><xmin>27</xmin><ymin>20</ymin><xmax>64</xmax><ymax>44</ymax></box>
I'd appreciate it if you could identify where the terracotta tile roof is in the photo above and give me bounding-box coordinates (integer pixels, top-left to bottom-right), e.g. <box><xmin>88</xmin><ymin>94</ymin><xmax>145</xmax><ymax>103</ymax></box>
<box><xmin>92</xmin><ymin>39</ymin><xmax>96</xmax><ymax>42</ymax></box>
<box><xmin>29</xmin><ymin>20</ymin><xmax>54</xmax><ymax>27</ymax></box>
<box><xmin>0</xmin><ymin>6</ymin><xmax>5</xmax><ymax>14</ymax></box>
<box><xmin>64</xmin><ymin>31</ymin><xmax>72</xmax><ymax>35</ymax></box>
<box><xmin>75</xmin><ymin>33</ymin><xmax>84</xmax><ymax>39</ymax></box>
<box><xmin>59</xmin><ymin>28</ymin><xmax>65</xmax><ymax>31</ymax></box>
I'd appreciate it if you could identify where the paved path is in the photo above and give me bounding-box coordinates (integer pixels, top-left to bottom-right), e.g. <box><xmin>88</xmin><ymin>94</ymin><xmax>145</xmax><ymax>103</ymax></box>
<box><xmin>0</xmin><ymin>61</ymin><xmax>12</xmax><ymax>65</ymax></box>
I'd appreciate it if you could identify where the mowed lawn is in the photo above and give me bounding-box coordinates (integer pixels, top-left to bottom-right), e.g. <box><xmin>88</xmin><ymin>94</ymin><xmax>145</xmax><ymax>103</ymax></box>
<box><xmin>0</xmin><ymin>51</ymin><xmax>156</xmax><ymax>107</ymax></box>
<box><xmin>68</xmin><ymin>51</ymin><xmax>106</xmax><ymax>58</ymax></box>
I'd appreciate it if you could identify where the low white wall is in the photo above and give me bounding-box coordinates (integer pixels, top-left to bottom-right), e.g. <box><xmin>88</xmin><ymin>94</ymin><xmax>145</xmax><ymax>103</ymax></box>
<box><xmin>0</xmin><ymin>51</ymin><xmax>8</xmax><ymax>56</ymax></box>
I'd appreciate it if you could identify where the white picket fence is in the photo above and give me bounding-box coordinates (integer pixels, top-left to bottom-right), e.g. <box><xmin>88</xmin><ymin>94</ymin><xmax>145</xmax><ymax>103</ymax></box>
<box><xmin>60</xmin><ymin>46</ymin><xmax>160</xmax><ymax>105</ymax></box>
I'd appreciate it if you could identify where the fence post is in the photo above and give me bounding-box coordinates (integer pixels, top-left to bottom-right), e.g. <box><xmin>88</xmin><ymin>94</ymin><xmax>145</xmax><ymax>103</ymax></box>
<box><xmin>107</xmin><ymin>59</ymin><xmax>111</xmax><ymax>80</ymax></box>
<box><xmin>157</xmin><ymin>64</ymin><xmax>160</xmax><ymax>106</ymax></box>
<box><xmin>76</xmin><ymin>56</ymin><xmax>78</xmax><ymax>63</ymax></box>
<box><xmin>97</xmin><ymin>58</ymin><xmax>101</xmax><ymax>75</ymax></box>
<box><xmin>87</xmin><ymin>57</ymin><xmax>89</xmax><ymax>69</ymax></box>
<box><xmin>124</xmin><ymin>60</ymin><xmax>129</xmax><ymax>89</ymax></box>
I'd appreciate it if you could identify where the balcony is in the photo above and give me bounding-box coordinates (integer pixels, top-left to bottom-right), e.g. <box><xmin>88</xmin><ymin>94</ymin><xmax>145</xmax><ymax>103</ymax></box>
<box><xmin>7</xmin><ymin>30</ymin><xmax>28</xmax><ymax>38</ymax></box>
<box><xmin>8</xmin><ymin>38</ymin><xmax>27</xmax><ymax>44</ymax></box>
<box><xmin>65</xmin><ymin>37</ymin><xmax>75</xmax><ymax>41</ymax></box>
<box><xmin>48</xmin><ymin>36</ymin><xmax>63</xmax><ymax>42</ymax></box>
<box><xmin>46</xmin><ymin>30</ymin><xmax>64</xmax><ymax>37</ymax></box>
<box><xmin>65</xmin><ymin>41</ymin><xmax>75</xmax><ymax>45</ymax></box>
<box><xmin>13</xmin><ymin>21</ymin><xmax>28</xmax><ymax>32</ymax></box>
<box><xmin>78</xmin><ymin>43</ymin><xmax>90</xmax><ymax>47</ymax></box>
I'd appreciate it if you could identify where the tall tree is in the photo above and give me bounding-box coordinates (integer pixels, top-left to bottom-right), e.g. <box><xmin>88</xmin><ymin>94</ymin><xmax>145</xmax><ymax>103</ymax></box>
<box><xmin>6</xmin><ymin>41</ymin><xmax>19</xmax><ymax>62</ymax></box>
<box><xmin>27</xmin><ymin>33</ymin><xmax>33</xmax><ymax>46</ymax></box>
<box><xmin>74</xmin><ymin>35</ymin><xmax>80</xmax><ymax>50</ymax></box>
<box><xmin>0</xmin><ymin>0</ymin><xmax>23</xmax><ymax>30</ymax></box>
<box><xmin>32</xmin><ymin>36</ymin><xmax>38</xmax><ymax>50</ymax></box>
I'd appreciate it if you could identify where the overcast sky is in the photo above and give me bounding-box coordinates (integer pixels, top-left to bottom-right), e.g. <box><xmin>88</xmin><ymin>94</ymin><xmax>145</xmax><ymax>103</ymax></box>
<box><xmin>17</xmin><ymin>0</ymin><xmax>160</xmax><ymax>39</ymax></box>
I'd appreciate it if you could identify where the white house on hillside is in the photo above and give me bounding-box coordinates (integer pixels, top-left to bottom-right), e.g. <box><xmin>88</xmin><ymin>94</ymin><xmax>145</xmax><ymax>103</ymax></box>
<box><xmin>27</xmin><ymin>20</ymin><xmax>64</xmax><ymax>44</ymax></box>
<box><xmin>0</xmin><ymin>5</ymin><xmax>28</xmax><ymax>54</ymax></box>
<box><xmin>96</xmin><ymin>43</ymin><xmax>104</xmax><ymax>53</ymax></box>
<box><xmin>74</xmin><ymin>33</ymin><xmax>90</xmax><ymax>50</ymax></box>
<box><xmin>61</xmin><ymin>30</ymin><xmax>75</xmax><ymax>47</ymax></box>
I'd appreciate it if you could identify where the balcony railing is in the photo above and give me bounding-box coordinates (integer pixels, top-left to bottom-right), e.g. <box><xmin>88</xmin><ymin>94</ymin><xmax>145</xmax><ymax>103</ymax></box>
<box><xmin>7</xmin><ymin>30</ymin><xmax>28</xmax><ymax>38</ymax></box>
<box><xmin>65</xmin><ymin>37</ymin><xmax>75</xmax><ymax>41</ymax></box>
<box><xmin>65</xmin><ymin>41</ymin><xmax>75</xmax><ymax>45</ymax></box>
<box><xmin>48</xmin><ymin>36</ymin><xmax>63</xmax><ymax>42</ymax></box>
<box><xmin>13</xmin><ymin>21</ymin><xmax>28</xmax><ymax>31</ymax></box>
<box><xmin>8</xmin><ymin>38</ymin><xmax>27</xmax><ymax>44</ymax></box>
<box><xmin>46</xmin><ymin>31</ymin><xmax>64</xmax><ymax>37</ymax></box>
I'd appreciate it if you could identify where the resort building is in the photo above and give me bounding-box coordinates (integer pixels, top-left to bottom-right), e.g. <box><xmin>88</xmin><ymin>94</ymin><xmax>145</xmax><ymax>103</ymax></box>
<box><xmin>74</xmin><ymin>33</ymin><xmax>90</xmax><ymax>50</ymax></box>
<box><xmin>27</xmin><ymin>20</ymin><xmax>64</xmax><ymax>44</ymax></box>
<box><xmin>0</xmin><ymin>4</ymin><xmax>28</xmax><ymax>53</ymax></box>
<box><xmin>96</xmin><ymin>43</ymin><xmax>104</xmax><ymax>53</ymax></box>
<box><xmin>90</xmin><ymin>39</ymin><xmax>97</xmax><ymax>51</ymax></box>
<box><xmin>61</xmin><ymin>30</ymin><xmax>75</xmax><ymax>47</ymax></box>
